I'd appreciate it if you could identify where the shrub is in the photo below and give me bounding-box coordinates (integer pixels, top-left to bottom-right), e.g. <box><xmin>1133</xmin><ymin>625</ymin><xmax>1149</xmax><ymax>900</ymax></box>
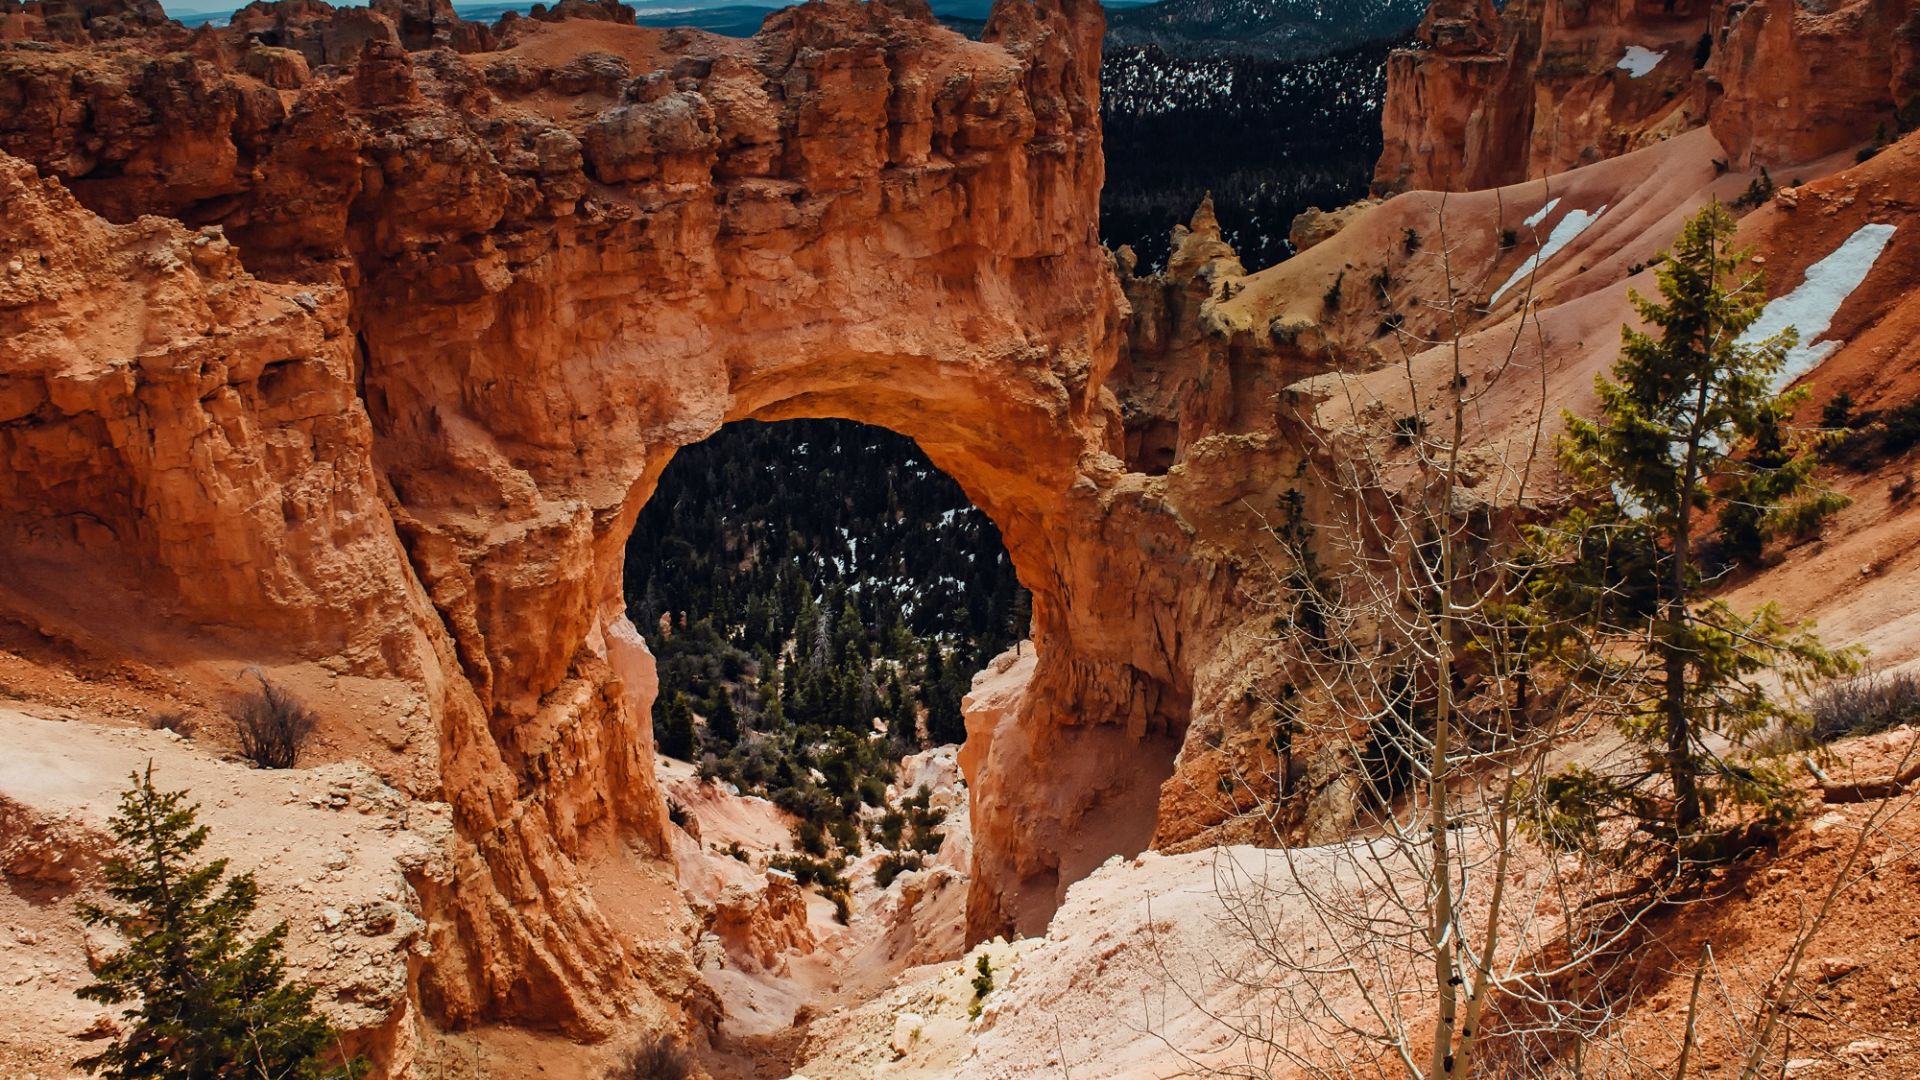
<box><xmin>872</xmin><ymin>808</ymin><xmax>907</xmax><ymax>849</ymax></box>
<box><xmin>145</xmin><ymin>709</ymin><xmax>194</xmax><ymax>737</ymax></box>
<box><xmin>231</xmin><ymin>676</ymin><xmax>317</xmax><ymax>769</ymax></box>
<box><xmin>1401</xmin><ymin>227</ymin><xmax>1422</xmax><ymax>255</ymax></box>
<box><xmin>794</xmin><ymin>818</ymin><xmax>828</xmax><ymax>857</ymax></box>
<box><xmin>968</xmin><ymin>953</ymin><xmax>995</xmax><ymax>1019</ymax></box>
<box><xmin>908</xmin><ymin>824</ymin><xmax>946</xmax><ymax>856</ymax></box>
<box><xmin>901</xmin><ymin>788</ymin><xmax>948</xmax><ymax>854</ymax></box>
<box><xmin>768</xmin><ymin>853</ymin><xmax>849</xmax><ymax>894</ymax></box>
<box><xmin>1731</xmin><ymin>168</ymin><xmax>1774</xmax><ymax>210</ymax></box>
<box><xmin>1821</xmin><ymin>390</ymin><xmax>1857</xmax><ymax>431</ymax></box>
<box><xmin>1809</xmin><ymin>669</ymin><xmax>1920</xmax><ymax>743</ymax></box>
<box><xmin>829</xmin><ymin>817</ymin><xmax>862</xmax><ymax>855</ymax></box>
<box><xmin>1882</xmin><ymin>398</ymin><xmax>1920</xmax><ymax>454</ymax></box>
<box><xmin>874</xmin><ymin>851</ymin><xmax>924</xmax><ymax>888</ymax></box>
<box><xmin>1370</xmin><ymin>265</ymin><xmax>1395</xmax><ymax>303</ymax></box>
<box><xmin>1390</xmin><ymin>414</ymin><xmax>1426</xmax><ymax>446</ymax></box>
<box><xmin>768</xmin><ymin>853</ymin><xmax>819</xmax><ymax>885</ymax></box>
<box><xmin>605</xmin><ymin>1036</ymin><xmax>692</xmax><ymax>1080</ymax></box>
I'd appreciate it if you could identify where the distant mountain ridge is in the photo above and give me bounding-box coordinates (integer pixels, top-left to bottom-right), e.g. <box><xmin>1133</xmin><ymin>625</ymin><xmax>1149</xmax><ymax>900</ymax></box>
<box><xmin>168</xmin><ymin>0</ymin><xmax>1158</xmax><ymax>33</ymax></box>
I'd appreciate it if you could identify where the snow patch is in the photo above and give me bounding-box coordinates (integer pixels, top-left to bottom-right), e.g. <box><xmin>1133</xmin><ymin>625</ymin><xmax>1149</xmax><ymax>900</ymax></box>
<box><xmin>1522</xmin><ymin>197</ymin><xmax>1561</xmax><ymax>229</ymax></box>
<box><xmin>1616</xmin><ymin>46</ymin><xmax>1667</xmax><ymax>79</ymax></box>
<box><xmin>1738</xmin><ymin>223</ymin><xmax>1898</xmax><ymax>390</ymax></box>
<box><xmin>1491</xmin><ymin>205</ymin><xmax>1608</xmax><ymax>304</ymax></box>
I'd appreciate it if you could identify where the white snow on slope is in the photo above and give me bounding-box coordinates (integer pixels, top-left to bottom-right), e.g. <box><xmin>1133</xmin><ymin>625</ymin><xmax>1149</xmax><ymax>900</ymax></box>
<box><xmin>1523</xmin><ymin>197</ymin><xmax>1561</xmax><ymax>229</ymax></box>
<box><xmin>1738</xmin><ymin>223</ymin><xmax>1898</xmax><ymax>390</ymax></box>
<box><xmin>1617</xmin><ymin>46</ymin><xmax>1666</xmax><ymax>79</ymax></box>
<box><xmin>1492</xmin><ymin>205</ymin><xmax>1608</xmax><ymax>304</ymax></box>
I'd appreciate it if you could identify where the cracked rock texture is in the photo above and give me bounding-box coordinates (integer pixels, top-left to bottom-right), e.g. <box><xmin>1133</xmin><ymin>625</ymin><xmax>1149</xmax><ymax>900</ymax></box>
<box><xmin>1375</xmin><ymin>0</ymin><xmax>1920</xmax><ymax>194</ymax></box>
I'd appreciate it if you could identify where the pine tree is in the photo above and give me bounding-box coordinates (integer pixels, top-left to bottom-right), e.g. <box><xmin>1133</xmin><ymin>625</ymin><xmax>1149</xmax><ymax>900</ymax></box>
<box><xmin>1532</xmin><ymin>203</ymin><xmax>1857</xmax><ymax>858</ymax></box>
<box><xmin>75</xmin><ymin>766</ymin><xmax>365</xmax><ymax>1080</ymax></box>
<box><xmin>707</xmin><ymin>688</ymin><xmax>740</xmax><ymax>749</ymax></box>
<box><xmin>657</xmin><ymin>692</ymin><xmax>697</xmax><ymax>761</ymax></box>
<box><xmin>1006</xmin><ymin>587</ymin><xmax>1032</xmax><ymax>648</ymax></box>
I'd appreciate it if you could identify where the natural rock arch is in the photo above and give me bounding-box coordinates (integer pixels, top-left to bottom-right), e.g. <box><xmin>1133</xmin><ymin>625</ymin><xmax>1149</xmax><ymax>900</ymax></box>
<box><xmin>334</xmin><ymin>0</ymin><xmax>1202</xmax><ymax>957</ymax></box>
<box><xmin>0</xmin><ymin>0</ymin><xmax>1283</xmax><ymax>1041</ymax></box>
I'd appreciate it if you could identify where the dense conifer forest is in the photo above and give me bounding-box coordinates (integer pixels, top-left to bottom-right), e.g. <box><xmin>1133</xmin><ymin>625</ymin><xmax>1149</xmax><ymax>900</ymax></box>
<box><xmin>1100</xmin><ymin>36</ymin><xmax>1405</xmax><ymax>271</ymax></box>
<box><xmin>623</xmin><ymin>420</ymin><xmax>1028</xmax><ymax>873</ymax></box>
<box><xmin>1097</xmin><ymin>0</ymin><xmax>1424</xmax><ymax>272</ymax></box>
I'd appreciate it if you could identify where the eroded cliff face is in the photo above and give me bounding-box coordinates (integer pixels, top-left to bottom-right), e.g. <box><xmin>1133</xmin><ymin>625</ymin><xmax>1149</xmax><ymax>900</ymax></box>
<box><xmin>0</xmin><ymin>0</ymin><xmax>1288</xmax><ymax>1052</ymax></box>
<box><xmin>1376</xmin><ymin>0</ymin><xmax>1920</xmax><ymax>194</ymax></box>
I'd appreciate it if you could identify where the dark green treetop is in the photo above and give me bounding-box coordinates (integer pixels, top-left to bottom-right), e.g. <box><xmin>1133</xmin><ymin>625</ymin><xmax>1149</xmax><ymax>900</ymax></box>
<box><xmin>76</xmin><ymin>765</ymin><xmax>366</xmax><ymax>1080</ymax></box>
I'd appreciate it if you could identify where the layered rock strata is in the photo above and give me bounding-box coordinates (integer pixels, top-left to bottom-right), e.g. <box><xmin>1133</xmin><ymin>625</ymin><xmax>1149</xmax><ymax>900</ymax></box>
<box><xmin>1376</xmin><ymin>0</ymin><xmax>1920</xmax><ymax>194</ymax></box>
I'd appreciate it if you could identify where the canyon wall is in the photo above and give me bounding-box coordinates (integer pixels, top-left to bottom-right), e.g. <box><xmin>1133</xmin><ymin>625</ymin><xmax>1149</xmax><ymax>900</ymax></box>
<box><xmin>1376</xmin><ymin>0</ymin><xmax>1920</xmax><ymax>194</ymax></box>
<box><xmin>0</xmin><ymin>0</ymin><xmax>1308</xmax><ymax>1050</ymax></box>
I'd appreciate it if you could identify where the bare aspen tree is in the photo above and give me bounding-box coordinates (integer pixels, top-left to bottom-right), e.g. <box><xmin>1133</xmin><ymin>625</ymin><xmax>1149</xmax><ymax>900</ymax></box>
<box><xmin>1142</xmin><ymin>192</ymin><xmax>1663</xmax><ymax>1079</ymax></box>
<box><xmin>1144</xmin><ymin>199</ymin><xmax>1912</xmax><ymax>1080</ymax></box>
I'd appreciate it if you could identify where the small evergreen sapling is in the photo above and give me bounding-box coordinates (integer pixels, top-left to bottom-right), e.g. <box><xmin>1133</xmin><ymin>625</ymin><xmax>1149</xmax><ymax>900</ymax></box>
<box><xmin>75</xmin><ymin>765</ymin><xmax>365</xmax><ymax>1080</ymax></box>
<box><xmin>967</xmin><ymin>953</ymin><xmax>995</xmax><ymax>1020</ymax></box>
<box><xmin>1530</xmin><ymin>203</ymin><xmax>1857</xmax><ymax>860</ymax></box>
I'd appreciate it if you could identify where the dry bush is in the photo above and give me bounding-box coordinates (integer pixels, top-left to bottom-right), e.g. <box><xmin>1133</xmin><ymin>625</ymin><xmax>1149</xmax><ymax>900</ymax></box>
<box><xmin>230</xmin><ymin>677</ymin><xmax>318</xmax><ymax>769</ymax></box>
<box><xmin>145</xmin><ymin>709</ymin><xmax>194</xmax><ymax>737</ymax></box>
<box><xmin>1809</xmin><ymin>668</ymin><xmax>1920</xmax><ymax>742</ymax></box>
<box><xmin>604</xmin><ymin>1036</ymin><xmax>691</xmax><ymax>1080</ymax></box>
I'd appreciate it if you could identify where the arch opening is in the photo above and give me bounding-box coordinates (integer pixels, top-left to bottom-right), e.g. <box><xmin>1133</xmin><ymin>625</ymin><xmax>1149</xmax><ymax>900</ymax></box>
<box><xmin>602</xmin><ymin>393</ymin><xmax>1193</xmax><ymax>949</ymax></box>
<box><xmin>625</xmin><ymin>416</ymin><xmax>1031</xmax><ymax>801</ymax></box>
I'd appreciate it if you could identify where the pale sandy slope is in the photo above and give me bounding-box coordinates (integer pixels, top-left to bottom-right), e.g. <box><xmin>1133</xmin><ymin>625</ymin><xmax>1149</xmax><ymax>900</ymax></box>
<box><xmin>0</xmin><ymin>704</ymin><xmax>452</xmax><ymax>1078</ymax></box>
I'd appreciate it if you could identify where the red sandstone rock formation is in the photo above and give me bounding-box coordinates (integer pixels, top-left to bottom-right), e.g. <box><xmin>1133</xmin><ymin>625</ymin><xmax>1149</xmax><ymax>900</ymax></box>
<box><xmin>708</xmin><ymin>871</ymin><xmax>816</xmax><ymax>974</ymax></box>
<box><xmin>1</xmin><ymin>0</ymin><xmax>1268</xmax><ymax>1052</ymax></box>
<box><xmin>12</xmin><ymin>0</ymin><xmax>1913</xmax><ymax>1066</ymax></box>
<box><xmin>1377</xmin><ymin>0</ymin><xmax>1920</xmax><ymax>194</ymax></box>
